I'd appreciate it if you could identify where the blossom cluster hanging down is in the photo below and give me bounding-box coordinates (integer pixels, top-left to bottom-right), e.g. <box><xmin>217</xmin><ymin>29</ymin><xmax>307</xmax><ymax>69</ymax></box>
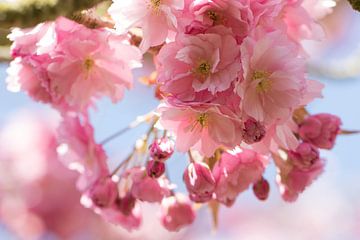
<box><xmin>5</xmin><ymin>0</ymin><xmax>349</xmax><ymax>233</ymax></box>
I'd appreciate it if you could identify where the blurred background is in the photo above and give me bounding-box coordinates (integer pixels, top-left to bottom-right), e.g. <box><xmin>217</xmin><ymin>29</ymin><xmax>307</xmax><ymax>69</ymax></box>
<box><xmin>0</xmin><ymin>1</ymin><xmax>360</xmax><ymax>239</ymax></box>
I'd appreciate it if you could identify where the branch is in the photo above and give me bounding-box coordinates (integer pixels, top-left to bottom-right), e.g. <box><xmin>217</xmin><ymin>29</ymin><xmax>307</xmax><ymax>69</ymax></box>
<box><xmin>0</xmin><ymin>0</ymin><xmax>108</xmax><ymax>29</ymax></box>
<box><xmin>349</xmin><ymin>0</ymin><xmax>360</xmax><ymax>11</ymax></box>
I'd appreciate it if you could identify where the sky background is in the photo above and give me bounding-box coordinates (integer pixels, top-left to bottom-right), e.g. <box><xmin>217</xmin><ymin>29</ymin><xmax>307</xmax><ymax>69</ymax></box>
<box><xmin>0</xmin><ymin>2</ymin><xmax>360</xmax><ymax>240</ymax></box>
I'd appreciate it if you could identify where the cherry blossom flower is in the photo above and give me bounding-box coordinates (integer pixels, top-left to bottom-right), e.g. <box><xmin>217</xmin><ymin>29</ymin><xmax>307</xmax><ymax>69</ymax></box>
<box><xmin>108</xmin><ymin>0</ymin><xmax>184</xmax><ymax>52</ymax></box>
<box><xmin>158</xmin><ymin>101</ymin><xmax>243</xmax><ymax>157</ymax></box>
<box><xmin>157</xmin><ymin>26</ymin><xmax>241</xmax><ymax>100</ymax></box>
<box><xmin>149</xmin><ymin>137</ymin><xmax>175</xmax><ymax>161</ymax></box>
<box><xmin>238</xmin><ymin>29</ymin><xmax>306</xmax><ymax>124</ymax></box>
<box><xmin>213</xmin><ymin>148</ymin><xmax>268</xmax><ymax>206</ymax></box>
<box><xmin>252</xmin><ymin>177</ymin><xmax>270</xmax><ymax>201</ymax></box>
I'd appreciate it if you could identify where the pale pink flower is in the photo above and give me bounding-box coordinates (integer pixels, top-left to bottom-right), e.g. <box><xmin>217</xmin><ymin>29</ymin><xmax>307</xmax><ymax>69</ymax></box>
<box><xmin>213</xmin><ymin>148</ymin><xmax>268</xmax><ymax>206</ymax></box>
<box><xmin>126</xmin><ymin>167</ymin><xmax>170</xmax><ymax>203</ymax></box>
<box><xmin>157</xmin><ymin>26</ymin><xmax>241</xmax><ymax>99</ymax></box>
<box><xmin>57</xmin><ymin>114</ymin><xmax>109</xmax><ymax>191</ymax></box>
<box><xmin>48</xmin><ymin>18</ymin><xmax>142</xmax><ymax>111</ymax></box>
<box><xmin>288</xmin><ymin>142</ymin><xmax>320</xmax><ymax>171</ymax></box>
<box><xmin>299</xmin><ymin>114</ymin><xmax>342</xmax><ymax>149</ymax></box>
<box><xmin>238</xmin><ymin>29</ymin><xmax>306</xmax><ymax>124</ymax></box>
<box><xmin>161</xmin><ymin>194</ymin><xmax>196</xmax><ymax>232</ymax></box>
<box><xmin>158</xmin><ymin>101</ymin><xmax>243</xmax><ymax>157</ymax></box>
<box><xmin>108</xmin><ymin>0</ymin><xmax>184</xmax><ymax>52</ymax></box>
<box><xmin>183</xmin><ymin>162</ymin><xmax>215</xmax><ymax>203</ymax></box>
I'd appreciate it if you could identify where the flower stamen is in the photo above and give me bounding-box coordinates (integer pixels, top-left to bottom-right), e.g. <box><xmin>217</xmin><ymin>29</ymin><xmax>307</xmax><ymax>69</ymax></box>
<box><xmin>253</xmin><ymin>70</ymin><xmax>272</xmax><ymax>93</ymax></box>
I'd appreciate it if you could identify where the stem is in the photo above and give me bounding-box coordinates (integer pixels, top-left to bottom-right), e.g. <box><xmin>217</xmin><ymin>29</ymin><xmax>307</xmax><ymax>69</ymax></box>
<box><xmin>339</xmin><ymin>129</ymin><xmax>360</xmax><ymax>135</ymax></box>
<box><xmin>100</xmin><ymin>112</ymin><xmax>155</xmax><ymax>145</ymax></box>
<box><xmin>188</xmin><ymin>151</ymin><xmax>195</xmax><ymax>163</ymax></box>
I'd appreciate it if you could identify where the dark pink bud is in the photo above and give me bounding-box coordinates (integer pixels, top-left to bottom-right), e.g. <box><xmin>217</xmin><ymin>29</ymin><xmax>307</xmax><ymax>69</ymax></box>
<box><xmin>242</xmin><ymin>118</ymin><xmax>266</xmax><ymax>144</ymax></box>
<box><xmin>88</xmin><ymin>177</ymin><xmax>118</xmax><ymax>208</ymax></box>
<box><xmin>115</xmin><ymin>193</ymin><xmax>136</xmax><ymax>216</ymax></box>
<box><xmin>299</xmin><ymin>113</ymin><xmax>341</xmax><ymax>149</ymax></box>
<box><xmin>252</xmin><ymin>177</ymin><xmax>270</xmax><ymax>201</ymax></box>
<box><xmin>183</xmin><ymin>162</ymin><xmax>215</xmax><ymax>203</ymax></box>
<box><xmin>289</xmin><ymin>142</ymin><xmax>320</xmax><ymax>171</ymax></box>
<box><xmin>149</xmin><ymin>138</ymin><xmax>175</xmax><ymax>161</ymax></box>
<box><xmin>146</xmin><ymin>160</ymin><xmax>165</xmax><ymax>178</ymax></box>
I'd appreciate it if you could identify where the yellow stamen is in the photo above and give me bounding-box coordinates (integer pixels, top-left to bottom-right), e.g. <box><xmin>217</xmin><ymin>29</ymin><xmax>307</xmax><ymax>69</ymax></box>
<box><xmin>84</xmin><ymin>58</ymin><xmax>95</xmax><ymax>71</ymax></box>
<box><xmin>253</xmin><ymin>70</ymin><xmax>272</xmax><ymax>93</ymax></box>
<box><xmin>197</xmin><ymin>113</ymin><xmax>208</xmax><ymax>128</ymax></box>
<box><xmin>193</xmin><ymin>60</ymin><xmax>212</xmax><ymax>81</ymax></box>
<box><xmin>207</xmin><ymin>10</ymin><xmax>222</xmax><ymax>25</ymax></box>
<box><xmin>149</xmin><ymin>0</ymin><xmax>162</xmax><ymax>12</ymax></box>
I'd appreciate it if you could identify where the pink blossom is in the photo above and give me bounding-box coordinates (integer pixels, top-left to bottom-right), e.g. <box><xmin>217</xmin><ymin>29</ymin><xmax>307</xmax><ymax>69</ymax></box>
<box><xmin>238</xmin><ymin>29</ymin><xmax>306</xmax><ymax>124</ymax></box>
<box><xmin>126</xmin><ymin>167</ymin><xmax>170</xmax><ymax>203</ymax></box>
<box><xmin>157</xmin><ymin>26</ymin><xmax>241</xmax><ymax>99</ymax></box>
<box><xmin>183</xmin><ymin>162</ymin><xmax>215</xmax><ymax>203</ymax></box>
<box><xmin>57</xmin><ymin>114</ymin><xmax>109</xmax><ymax>191</ymax></box>
<box><xmin>161</xmin><ymin>194</ymin><xmax>196</xmax><ymax>232</ymax></box>
<box><xmin>48</xmin><ymin>17</ymin><xmax>142</xmax><ymax>111</ymax></box>
<box><xmin>158</xmin><ymin>101</ymin><xmax>243</xmax><ymax>157</ymax></box>
<box><xmin>108</xmin><ymin>0</ymin><xmax>184</xmax><ymax>52</ymax></box>
<box><xmin>188</xmin><ymin>0</ymin><xmax>248</xmax><ymax>40</ymax></box>
<box><xmin>276</xmin><ymin>145</ymin><xmax>325</xmax><ymax>202</ymax></box>
<box><xmin>242</xmin><ymin>118</ymin><xmax>266</xmax><ymax>144</ymax></box>
<box><xmin>149</xmin><ymin>137</ymin><xmax>175</xmax><ymax>161</ymax></box>
<box><xmin>213</xmin><ymin>148</ymin><xmax>268</xmax><ymax>206</ymax></box>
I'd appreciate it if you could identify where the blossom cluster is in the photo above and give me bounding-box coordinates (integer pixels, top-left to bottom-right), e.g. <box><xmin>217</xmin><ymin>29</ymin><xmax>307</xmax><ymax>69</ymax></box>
<box><xmin>4</xmin><ymin>0</ymin><xmax>345</xmax><ymax>233</ymax></box>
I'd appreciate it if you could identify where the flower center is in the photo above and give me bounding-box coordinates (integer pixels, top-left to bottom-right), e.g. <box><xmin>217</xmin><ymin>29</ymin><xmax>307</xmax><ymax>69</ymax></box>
<box><xmin>207</xmin><ymin>10</ymin><xmax>221</xmax><ymax>24</ymax></box>
<box><xmin>197</xmin><ymin>113</ymin><xmax>208</xmax><ymax>128</ymax></box>
<box><xmin>84</xmin><ymin>58</ymin><xmax>95</xmax><ymax>71</ymax></box>
<box><xmin>149</xmin><ymin>0</ymin><xmax>162</xmax><ymax>12</ymax></box>
<box><xmin>253</xmin><ymin>70</ymin><xmax>272</xmax><ymax>93</ymax></box>
<box><xmin>193</xmin><ymin>61</ymin><xmax>212</xmax><ymax>80</ymax></box>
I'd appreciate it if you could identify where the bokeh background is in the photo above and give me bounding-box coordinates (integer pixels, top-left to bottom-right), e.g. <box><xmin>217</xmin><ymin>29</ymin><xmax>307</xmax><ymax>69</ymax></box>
<box><xmin>0</xmin><ymin>1</ymin><xmax>360</xmax><ymax>239</ymax></box>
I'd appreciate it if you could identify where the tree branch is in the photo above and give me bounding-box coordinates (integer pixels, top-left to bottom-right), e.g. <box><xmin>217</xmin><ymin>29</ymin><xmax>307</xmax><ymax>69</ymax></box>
<box><xmin>349</xmin><ymin>0</ymin><xmax>360</xmax><ymax>11</ymax></box>
<box><xmin>0</xmin><ymin>0</ymin><xmax>108</xmax><ymax>29</ymax></box>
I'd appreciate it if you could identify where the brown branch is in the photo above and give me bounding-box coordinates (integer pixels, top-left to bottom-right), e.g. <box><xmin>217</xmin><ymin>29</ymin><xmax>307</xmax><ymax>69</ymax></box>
<box><xmin>348</xmin><ymin>0</ymin><xmax>360</xmax><ymax>11</ymax></box>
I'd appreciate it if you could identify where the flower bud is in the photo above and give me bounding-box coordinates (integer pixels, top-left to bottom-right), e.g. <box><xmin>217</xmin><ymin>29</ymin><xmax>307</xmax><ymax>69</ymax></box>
<box><xmin>289</xmin><ymin>142</ymin><xmax>320</xmax><ymax>170</ymax></box>
<box><xmin>299</xmin><ymin>113</ymin><xmax>341</xmax><ymax>149</ymax></box>
<box><xmin>161</xmin><ymin>195</ymin><xmax>196</xmax><ymax>232</ymax></box>
<box><xmin>115</xmin><ymin>193</ymin><xmax>136</xmax><ymax>216</ymax></box>
<box><xmin>146</xmin><ymin>159</ymin><xmax>165</xmax><ymax>178</ymax></box>
<box><xmin>252</xmin><ymin>177</ymin><xmax>270</xmax><ymax>201</ymax></box>
<box><xmin>149</xmin><ymin>137</ymin><xmax>175</xmax><ymax>161</ymax></box>
<box><xmin>242</xmin><ymin>118</ymin><xmax>266</xmax><ymax>144</ymax></box>
<box><xmin>183</xmin><ymin>162</ymin><xmax>215</xmax><ymax>203</ymax></box>
<box><xmin>88</xmin><ymin>177</ymin><xmax>118</xmax><ymax>208</ymax></box>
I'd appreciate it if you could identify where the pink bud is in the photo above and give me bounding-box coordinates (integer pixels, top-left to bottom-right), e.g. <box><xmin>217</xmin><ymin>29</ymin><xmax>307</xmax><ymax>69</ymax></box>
<box><xmin>242</xmin><ymin>118</ymin><xmax>266</xmax><ymax>144</ymax></box>
<box><xmin>183</xmin><ymin>162</ymin><xmax>215</xmax><ymax>203</ymax></box>
<box><xmin>252</xmin><ymin>177</ymin><xmax>270</xmax><ymax>201</ymax></box>
<box><xmin>289</xmin><ymin>142</ymin><xmax>320</xmax><ymax>171</ymax></box>
<box><xmin>115</xmin><ymin>193</ymin><xmax>136</xmax><ymax>216</ymax></box>
<box><xmin>146</xmin><ymin>160</ymin><xmax>165</xmax><ymax>178</ymax></box>
<box><xmin>161</xmin><ymin>195</ymin><xmax>196</xmax><ymax>232</ymax></box>
<box><xmin>299</xmin><ymin>113</ymin><xmax>342</xmax><ymax>149</ymax></box>
<box><xmin>88</xmin><ymin>177</ymin><xmax>118</xmax><ymax>208</ymax></box>
<box><xmin>149</xmin><ymin>138</ymin><xmax>175</xmax><ymax>161</ymax></box>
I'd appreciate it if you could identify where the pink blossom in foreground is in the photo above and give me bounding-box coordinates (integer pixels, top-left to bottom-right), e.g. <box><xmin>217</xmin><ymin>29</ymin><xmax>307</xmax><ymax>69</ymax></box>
<box><xmin>108</xmin><ymin>0</ymin><xmax>184</xmax><ymax>52</ymax></box>
<box><xmin>158</xmin><ymin>102</ymin><xmax>243</xmax><ymax>157</ymax></box>
<box><xmin>48</xmin><ymin>17</ymin><xmax>142</xmax><ymax>111</ymax></box>
<box><xmin>238</xmin><ymin>29</ymin><xmax>306</xmax><ymax>124</ymax></box>
<box><xmin>183</xmin><ymin>162</ymin><xmax>215</xmax><ymax>203</ymax></box>
<box><xmin>157</xmin><ymin>26</ymin><xmax>241</xmax><ymax>100</ymax></box>
<box><xmin>299</xmin><ymin>113</ymin><xmax>342</xmax><ymax>149</ymax></box>
<box><xmin>161</xmin><ymin>194</ymin><xmax>196</xmax><ymax>232</ymax></box>
<box><xmin>57</xmin><ymin>114</ymin><xmax>109</xmax><ymax>191</ymax></box>
<box><xmin>86</xmin><ymin>177</ymin><xmax>119</xmax><ymax>208</ymax></box>
<box><xmin>213</xmin><ymin>148</ymin><xmax>268</xmax><ymax>206</ymax></box>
